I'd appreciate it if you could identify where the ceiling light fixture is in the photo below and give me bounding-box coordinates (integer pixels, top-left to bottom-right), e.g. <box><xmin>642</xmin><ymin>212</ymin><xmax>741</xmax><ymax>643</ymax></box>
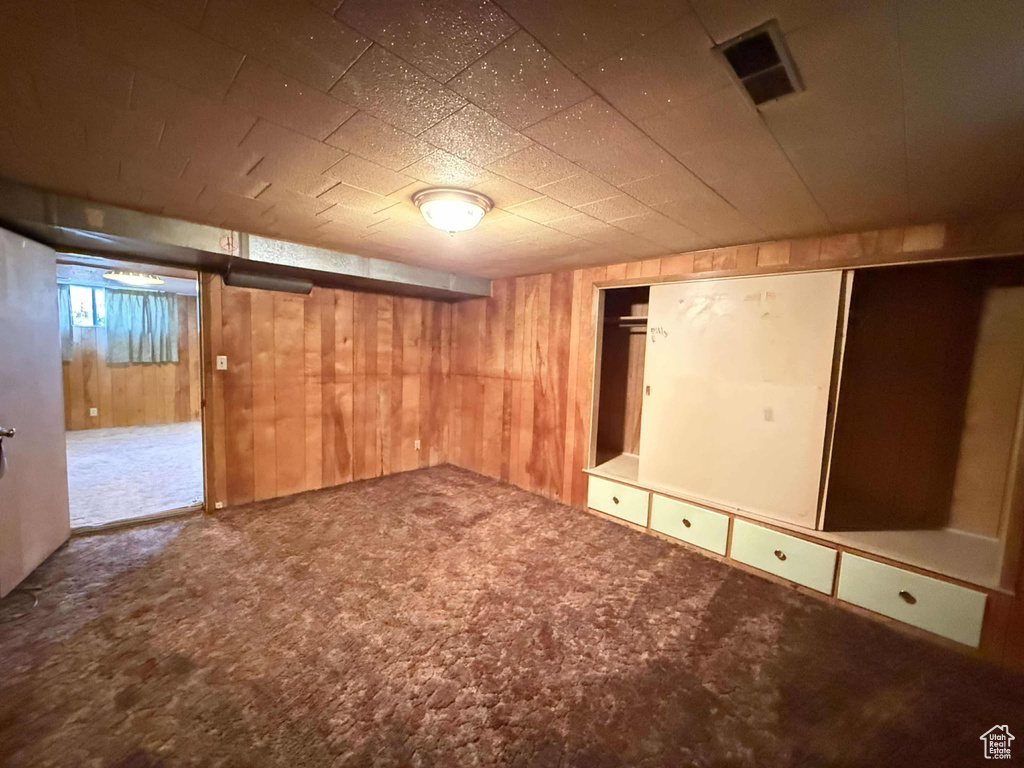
<box><xmin>102</xmin><ymin>271</ymin><xmax>165</xmax><ymax>287</ymax></box>
<box><xmin>413</xmin><ymin>188</ymin><xmax>493</xmax><ymax>234</ymax></box>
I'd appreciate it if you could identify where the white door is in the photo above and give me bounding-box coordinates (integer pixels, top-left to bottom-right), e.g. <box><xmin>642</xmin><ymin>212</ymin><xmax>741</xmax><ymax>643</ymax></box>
<box><xmin>638</xmin><ymin>272</ymin><xmax>844</xmax><ymax>528</ymax></box>
<box><xmin>0</xmin><ymin>227</ymin><xmax>70</xmax><ymax>597</ymax></box>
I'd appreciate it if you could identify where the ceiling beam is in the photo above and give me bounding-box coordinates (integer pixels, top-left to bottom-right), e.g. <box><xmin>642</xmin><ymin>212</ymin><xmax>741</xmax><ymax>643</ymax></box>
<box><xmin>0</xmin><ymin>178</ymin><xmax>490</xmax><ymax>300</ymax></box>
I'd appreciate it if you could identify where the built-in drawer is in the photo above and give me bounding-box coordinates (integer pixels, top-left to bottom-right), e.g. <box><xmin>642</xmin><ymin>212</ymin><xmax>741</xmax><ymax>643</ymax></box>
<box><xmin>587</xmin><ymin>476</ymin><xmax>649</xmax><ymax>526</ymax></box>
<box><xmin>730</xmin><ymin>519</ymin><xmax>837</xmax><ymax>594</ymax></box>
<box><xmin>836</xmin><ymin>553</ymin><xmax>987</xmax><ymax>647</ymax></box>
<box><xmin>650</xmin><ymin>495</ymin><xmax>729</xmax><ymax>555</ymax></box>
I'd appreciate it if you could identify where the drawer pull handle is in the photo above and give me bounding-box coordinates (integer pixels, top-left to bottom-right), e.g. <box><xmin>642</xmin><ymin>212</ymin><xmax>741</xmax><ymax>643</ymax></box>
<box><xmin>612</xmin><ymin>496</ymin><xmax>620</xmax><ymax>504</ymax></box>
<box><xmin>898</xmin><ymin>590</ymin><xmax>916</xmax><ymax>605</ymax></box>
<box><xmin>774</xmin><ymin>549</ymin><xmax>787</xmax><ymax>561</ymax></box>
<box><xmin>682</xmin><ymin>518</ymin><xmax>692</xmax><ymax>528</ymax></box>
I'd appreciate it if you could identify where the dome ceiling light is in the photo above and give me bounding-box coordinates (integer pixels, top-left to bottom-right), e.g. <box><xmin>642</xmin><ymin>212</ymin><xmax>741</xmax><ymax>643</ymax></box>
<box><xmin>102</xmin><ymin>271</ymin><xmax>165</xmax><ymax>287</ymax></box>
<box><xmin>413</xmin><ymin>188</ymin><xmax>493</xmax><ymax>234</ymax></box>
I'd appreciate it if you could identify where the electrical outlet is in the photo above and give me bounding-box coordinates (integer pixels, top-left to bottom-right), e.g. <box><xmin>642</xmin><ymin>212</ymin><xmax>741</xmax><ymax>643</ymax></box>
<box><xmin>216</xmin><ymin>355</ymin><xmax>228</xmax><ymax>370</ymax></box>
<box><xmin>414</xmin><ymin>439</ymin><xmax>421</xmax><ymax>451</ymax></box>
<box><xmin>215</xmin><ymin>501</ymin><xmax>225</xmax><ymax>510</ymax></box>
<box><xmin>89</xmin><ymin>407</ymin><xmax>98</xmax><ymax>417</ymax></box>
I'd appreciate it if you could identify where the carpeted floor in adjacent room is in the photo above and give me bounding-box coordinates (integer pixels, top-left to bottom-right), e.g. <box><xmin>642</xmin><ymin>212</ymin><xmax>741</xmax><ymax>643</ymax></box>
<box><xmin>65</xmin><ymin>422</ymin><xmax>204</xmax><ymax>529</ymax></box>
<box><xmin>1</xmin><ymin>465</ymin><xmax>1021</xmax><ymax>767</ymax></box>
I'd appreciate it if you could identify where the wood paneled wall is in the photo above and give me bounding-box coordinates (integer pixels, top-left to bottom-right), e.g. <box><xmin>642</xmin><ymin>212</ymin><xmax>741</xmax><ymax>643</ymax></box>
<box><xmin>445</xmin><ymin>217</ymin><xmax>1024</xmax><ymax>671</ymax></box>
<box><xmin>447</xmin><ymin>268</ymin><xmax>593</xmax><ymax>507</ymax></box>
<box><xmin>201</xmin><ymin>275</ymin><xmax>451</xmax><ymax>508</ymax></box>
<box><xmin>62</xmin><ymin>294</ymin><xmax>200</xmax><ymax>430</ymax></box>
<box><xmin>448</xmin><ymin>273</ymin><xmax>575</xmax><ymax>500</ymax></box>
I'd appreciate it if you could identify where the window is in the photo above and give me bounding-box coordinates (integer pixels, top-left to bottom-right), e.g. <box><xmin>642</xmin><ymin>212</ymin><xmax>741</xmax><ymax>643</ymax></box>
<box><xmin>69</xmin><ymin>286</ymin><xmax>106</xmax><ymax>327</ymax></box>
<box><xmin>94</xmin><ymin>288</ymin><xmax>105</xmax><ymax>325</ymax></box>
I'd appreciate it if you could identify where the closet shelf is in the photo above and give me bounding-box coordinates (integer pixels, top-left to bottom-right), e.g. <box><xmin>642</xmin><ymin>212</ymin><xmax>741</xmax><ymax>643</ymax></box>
<box><xmin>604</xmin><ymin>315</ymin><xmax>648</xmax><ymax>325</ymax></box>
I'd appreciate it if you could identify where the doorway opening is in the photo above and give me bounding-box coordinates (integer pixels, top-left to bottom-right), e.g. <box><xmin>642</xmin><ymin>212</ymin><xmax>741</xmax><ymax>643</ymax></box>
<box><xmin>57</xmin><ymin>257</ymin><xmax>203</xmax><ymax>530</ymax></box>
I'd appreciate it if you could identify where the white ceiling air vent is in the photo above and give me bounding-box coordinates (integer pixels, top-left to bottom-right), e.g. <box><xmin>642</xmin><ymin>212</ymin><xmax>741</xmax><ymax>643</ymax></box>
<box><xmin>715</xmin><ymin>21</ymin><xmax>803</xmax><ymax>106</ymax></box>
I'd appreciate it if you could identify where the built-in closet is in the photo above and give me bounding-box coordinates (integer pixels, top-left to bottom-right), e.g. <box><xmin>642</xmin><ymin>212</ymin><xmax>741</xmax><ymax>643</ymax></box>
<box><xmin>586</xmin><ymin>255</ymin><xmax>1024</xmax><ymax>649</ymax></box>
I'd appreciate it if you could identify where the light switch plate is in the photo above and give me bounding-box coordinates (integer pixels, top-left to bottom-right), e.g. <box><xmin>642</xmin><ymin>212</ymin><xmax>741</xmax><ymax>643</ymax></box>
<box><xmin>89</xmin><ymin>407</ymin><xmax>98</xmax><ymax>417</ymax></box>
<box><xmin>414</xmin><ymin>439</ymin><xmax>421</xmax><ymax>451</ymax></box>
<box><xmin>216</xmin><ymin>355</ymin><xmax>228</xmax><ymax>370</ymax></box>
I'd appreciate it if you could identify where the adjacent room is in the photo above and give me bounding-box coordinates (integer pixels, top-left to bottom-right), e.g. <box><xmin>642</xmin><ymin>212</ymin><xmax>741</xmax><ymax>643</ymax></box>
<box><xmin>58</xmin><ymin>260</ymin><xmax>203</xmax><ymax>529</ymax></box>
<box><xmin>1</xmin><ymin>1</ymin><xmax>1024</xmax><ymax>766</ymax></box>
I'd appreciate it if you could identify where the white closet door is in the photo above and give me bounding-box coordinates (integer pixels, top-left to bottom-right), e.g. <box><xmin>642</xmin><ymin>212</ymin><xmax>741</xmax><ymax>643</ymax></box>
<box><xmin>638</xmin><ymin>271</ymin><xmax>843</xmax><ymax>528</ymax></box>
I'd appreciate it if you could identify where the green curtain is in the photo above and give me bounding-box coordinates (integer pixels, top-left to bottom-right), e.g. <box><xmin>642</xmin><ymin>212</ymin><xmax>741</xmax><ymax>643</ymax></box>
<box><xmin>106</xmin><ymin>289</ymin><xmax>179</xmax><ymax>364</ymax></box>
<box><xmin>57</xmin><ymin>284</ymin><xmax>74</xmax><ymax>362</ymax></box>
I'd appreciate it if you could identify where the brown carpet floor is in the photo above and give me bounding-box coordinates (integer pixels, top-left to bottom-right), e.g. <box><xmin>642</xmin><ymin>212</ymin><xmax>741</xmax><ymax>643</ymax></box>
<box><xmin>1</xmin><ymin>465</ymin><xmax>1021</xmax><ymax>767</ymax></box>
<box><xmin>66</xmin><ymin>423</ymin><xmax>204</xmax><ymax>528</ymax></box>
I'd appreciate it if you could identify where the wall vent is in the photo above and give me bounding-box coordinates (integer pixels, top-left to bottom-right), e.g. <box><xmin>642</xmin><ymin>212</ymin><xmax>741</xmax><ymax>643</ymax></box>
<box><xmin>716</xmin><ymin>21</ymin><xmax>802</xmax><ymax>106</ymax></box>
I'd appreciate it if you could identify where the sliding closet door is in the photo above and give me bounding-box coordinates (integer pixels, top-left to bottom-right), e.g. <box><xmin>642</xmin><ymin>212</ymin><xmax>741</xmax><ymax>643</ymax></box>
<box><xmin>638</xmin><ymin>271</ymin><xmax>844</xmax><ymax>528</ymax></box>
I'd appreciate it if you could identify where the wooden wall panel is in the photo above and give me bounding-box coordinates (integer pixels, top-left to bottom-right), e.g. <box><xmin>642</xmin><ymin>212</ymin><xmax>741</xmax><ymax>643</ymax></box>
<box><xmin>251</xmin><ymin>290</ymin><xmax>278</xmax><ymax>501</ymax></box>
<box><xmin>200</xmin><ymin>273</ymin><xmax>228</xmax><ymax>507</ymax></box>
<box><xmin>334</xmin><ymin>289</ymin><xmax>355</xmax><ymax>485</ymax></box>
<box><xmin>126</xmin><ymin>366</ymin><xmax>144</xmax><ymax>426</ymax></box>
<box><xmin>319</xmin><ymin>290</ymin><xmax>337</xmax><ymax>489</ymax></box>
<box><xmin>220</xmin><ymin>286</ymin><xmax>255</xmax><ymax>506</ymax></box>
<box><xmin>303</xmin><ymin>296</ymin><xmax>323</xmax><ymax>493</ymax></box>
<box><xmin>274</xmin><ymin>295</ymin><xmax>307</xmax><ymax>497</ymax></box>
<box><xmin>202</xmin><ymin>277</ymin><xmax>450</xmax><ymax>512</ymax></box>
<box><xmin>62</xmin><ymin>294</ymin><xmax>201</xmax><ymax>430</ymax></box>
<box><xmin>559</xmin><ymin>269</ymin><xmax>583</xmax><ymax>503</ymax></box>
<box><xmin>526</xmin><ymin>273</ymin><xmax>551</xmax><ymax>497</ymax></box>
<box><xmin>446</xmin><ymin>272</ymin><xmax>579</xmax><ymax>499</ymax></box>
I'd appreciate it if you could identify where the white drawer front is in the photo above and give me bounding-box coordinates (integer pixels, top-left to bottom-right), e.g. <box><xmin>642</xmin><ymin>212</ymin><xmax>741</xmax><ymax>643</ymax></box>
<box><xmin>650</xmin><ymin>495</ymin><xmax>729</xmax><ymax>555</ymax></box>
<box><xmin>730</xmin><ymin>520</ymin><xmax>837</xmax><ymax>594</ymax></box>
<box><xmin>587</xmin><ymin>477</ymin><xmax>649</xmax><ymax>526</ymax></box>
<box><xmin>837</xmin><ymin>554</ymin><xmax>987</xmax><ymax>647</ymax></box>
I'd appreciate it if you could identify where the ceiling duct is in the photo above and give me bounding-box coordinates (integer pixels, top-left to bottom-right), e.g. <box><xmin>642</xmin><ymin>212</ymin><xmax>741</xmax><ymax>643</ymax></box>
<box><xmin>716</xmin><ymin>21</ymin><xmax>803</xmax><ymax>106</ymax></box>
<box><xmin>223</xmin><ymin>268</ymin><xmax>313</xmax><ymax>295</ymax></box>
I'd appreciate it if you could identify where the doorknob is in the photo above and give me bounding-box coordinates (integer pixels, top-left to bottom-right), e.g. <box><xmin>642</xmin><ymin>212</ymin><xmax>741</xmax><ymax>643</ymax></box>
<box><xmin>0</xmin><ymin>426</ymin><xmax>9</xmax><ymax>480</ymax></box>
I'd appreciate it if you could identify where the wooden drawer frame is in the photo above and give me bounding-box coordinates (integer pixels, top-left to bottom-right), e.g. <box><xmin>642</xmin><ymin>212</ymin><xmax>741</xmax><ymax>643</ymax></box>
<box><xmin>584</xmin><ymin>471</ymin><xmax>1002</xmax><ymax>650</ymax></box>
<box><xmin>837</xmin><ymin>553</ymin><xmax>987</xmax><ymax>647</ymax></box>
<box><xmin>587</xmin><ymin>476</ymin><xmax>649</xmax><ymax>526</ymax></box>
<box><xmin>730</xmin><ymin>519</ymin><xmax>837</xmax><ymax>594</ymax></box>
<box><xmin>650</xmin><ymin>494</ymin><xmax>729</xmax><ymax>556</ymax></box>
